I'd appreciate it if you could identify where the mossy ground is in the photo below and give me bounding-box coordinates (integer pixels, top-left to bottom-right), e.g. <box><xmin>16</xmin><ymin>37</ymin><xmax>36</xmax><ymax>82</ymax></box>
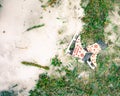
<box><xmin>29</xmin><ymin>0</ymin><xmax>120</xmax><ymax>96</ymax></box>
<box><xmin>80</xmin><ymin>0</ymin><xmax>114</xmax><ymax>45</ymax></box>
<box><xmin>29</xmin><ymin>63</ymin><xmax>119</xmax><ymax>96</ymax></box>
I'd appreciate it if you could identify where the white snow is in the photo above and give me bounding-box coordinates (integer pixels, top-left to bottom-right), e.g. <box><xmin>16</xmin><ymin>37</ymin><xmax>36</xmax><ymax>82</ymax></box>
<box><xmin>0</xmin><ymin>0</ymin><xmax>84</xmax><ymax>94</ymax></box>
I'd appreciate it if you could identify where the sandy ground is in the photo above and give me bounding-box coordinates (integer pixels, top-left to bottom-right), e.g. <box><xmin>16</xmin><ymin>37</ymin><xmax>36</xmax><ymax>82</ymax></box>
<box><xmin>0</xmin><ymin>0</ymin><xmax>84</xmax><ymax>94</ymax></box>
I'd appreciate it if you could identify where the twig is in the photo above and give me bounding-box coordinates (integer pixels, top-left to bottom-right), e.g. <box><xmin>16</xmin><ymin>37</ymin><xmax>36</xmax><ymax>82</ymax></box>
<box><xmin>21</xmin><ymin>61</ymin><xmax>49</xmax><ymax>70</ymax></box>
<box><xmin>26</xmin><ymin>24</ymin><xmax>45</xmax><ymax>31</ymax></box>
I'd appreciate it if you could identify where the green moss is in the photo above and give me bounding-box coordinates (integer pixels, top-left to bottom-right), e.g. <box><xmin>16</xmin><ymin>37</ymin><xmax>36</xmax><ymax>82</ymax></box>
<box><xmin>29</xmin><ymin>63</ymin><xmax>120</xmax><ymax>96</ymax></box>
<box><xmin>21</xmin><ymin>61</ymin><xmax>49</xmax><ymax>70</ymax></box>
<box><xmin>28</xmin><ymin>1</ymin><xmax>120</xmax><ymax>96</ymax></box>
<box><xmin>81</xmin><ymin>0</ymin><xmax>114</xmax><ymax>45</ymax></box>
<box><xmin>51</xmin><ymin>55</ymin><xmax>62</xmax><ymax>67</ymax></box>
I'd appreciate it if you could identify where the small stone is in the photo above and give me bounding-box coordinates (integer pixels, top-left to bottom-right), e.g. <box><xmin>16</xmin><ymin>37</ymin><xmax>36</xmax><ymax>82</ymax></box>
<box><xmin>3</xmin><ymin>31</ymin><xmax>5</xmax><ymax>33</ymax></box>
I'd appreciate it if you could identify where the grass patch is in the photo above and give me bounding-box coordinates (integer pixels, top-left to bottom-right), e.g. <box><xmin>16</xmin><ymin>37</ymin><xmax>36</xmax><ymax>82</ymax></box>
<box><xmin>29</xmin><ymin>63</ymin><xmax>120</xmax><ymax>96</ymax></box>
<box><xmin>81</xmin><ymin>0</ymin><xmax>114</xmax><ymax>45</ymax></box>
<box><xmin>28</xmin><ymin>0</ymin><xmax>120</xmax><ymax>96</ymax></box>
<box><xmin>51</xmin><ymin>55</ymin><xmax>62</xmax><ymax>67</ymax></box>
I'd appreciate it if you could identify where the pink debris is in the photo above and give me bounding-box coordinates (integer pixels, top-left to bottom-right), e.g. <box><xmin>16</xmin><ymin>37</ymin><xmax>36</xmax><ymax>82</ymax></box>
<box><xmin>72</xmin><ymin>36</ymin><xmax>87</xmax><ymax>59</ymax></box>
<box><xmin>67</xmin><ymin>35</ymin><xmax>106</xmax><ymax>69</ymax></box>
